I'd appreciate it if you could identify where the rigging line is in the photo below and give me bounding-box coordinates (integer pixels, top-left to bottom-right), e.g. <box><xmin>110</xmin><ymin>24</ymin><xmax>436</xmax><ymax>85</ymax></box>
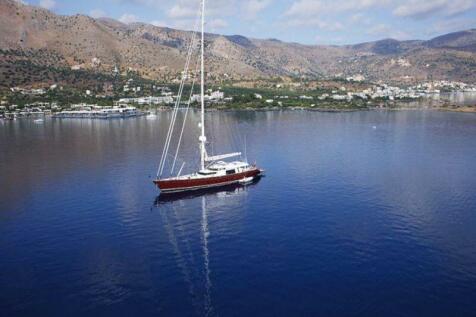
<box><xmin>159</xmin><ymin>42</ymin><xmax>195</xmax><ymax>176</ymax></box>
<box><xmin>158</xmin><ymin>7</ymin><xmax>201</xmax><ymax>177</ymax></box>
<box><xmin>158</xmin><ymin>73</ymin><xmax>185</xmax><ymax>175</ymax></box>
<box><xmin>161</xmin><ymin>50</ymin><xmax>194</xmax><ymax>173</ymax></box>
<box><xmin>161</xmin><ymin>9</ymin><xmax>200</xmax><ymax>168</ymax></box>
<box><xmin>158</xmin><ymin>83</ymin><xmax>182</xmax><ymax>175</ymax></box>
<box><xmin>170</xmin><ymin>30</ymin><xmax>202</xmax><ymax>175</ymax></box>
<box><xmin>221</xmin><ymin>114</ymin><xmax>239</xmax><ymax>156</ymax></box>
<box><xmin>231</xmin><ymin>114</ymin><xmax>244</xmax><ymax>153</ymax></box>
<box><xmin>171</xmin><ymin>73</ymin><xmax>197</xmax><ymax>175</ymax></box>
<box><xmin>171</xmin><ymin>52</ymin><xmax>201</xmax><ymax>174</ymax></box>
<box><xmin>158</xmin><ymin>10</ymin><xmax>201</xmax><ymax>177</ymax></box>
<box><xmin>161</xmin><ymin>36</ymin><xmax>198</xmax><ymax>176</ymax></box>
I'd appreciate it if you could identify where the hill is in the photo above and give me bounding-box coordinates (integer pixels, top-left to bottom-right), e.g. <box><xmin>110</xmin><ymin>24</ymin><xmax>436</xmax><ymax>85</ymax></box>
<box><xmin>0</xmin><ymin>0</ymin><xmax>475</xmax><ymax>90</ymax></box>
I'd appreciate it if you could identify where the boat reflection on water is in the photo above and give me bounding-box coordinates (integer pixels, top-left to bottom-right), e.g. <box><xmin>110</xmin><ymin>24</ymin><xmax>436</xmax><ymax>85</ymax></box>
<box><xmin>154</xmin><ymin>176</ymin><xmax>262</xmax><ymax>205</ymax></box>
<box><xmin>152</xmin><ymin>176</ymin><xmax>261</xmax><ymax>316</ymax></box>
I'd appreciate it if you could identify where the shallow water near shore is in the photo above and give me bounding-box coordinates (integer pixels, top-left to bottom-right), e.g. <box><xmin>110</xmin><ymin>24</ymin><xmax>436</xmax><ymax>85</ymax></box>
<box><xmin>1</xmin><ymin>110</ymin><xmax>476</xmax><ymax>316</ymax></box>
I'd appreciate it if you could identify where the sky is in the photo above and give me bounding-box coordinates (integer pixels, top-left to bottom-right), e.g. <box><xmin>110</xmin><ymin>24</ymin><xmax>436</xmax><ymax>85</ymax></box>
<box><xmin>24</xmin><ymin>0</ymin><xmax>476</xmax><ymax>45</ymax></box>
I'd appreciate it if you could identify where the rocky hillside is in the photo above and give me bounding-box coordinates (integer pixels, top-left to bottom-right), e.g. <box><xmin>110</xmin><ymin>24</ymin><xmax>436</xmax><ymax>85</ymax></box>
<box><xmin>0</xmin><ymin>0</ymin><xmax>475</xmax><ymax>90</ymax></box>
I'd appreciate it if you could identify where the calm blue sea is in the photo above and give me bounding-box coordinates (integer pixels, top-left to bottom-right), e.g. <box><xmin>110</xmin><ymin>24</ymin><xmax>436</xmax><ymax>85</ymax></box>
<box><xmin>1</xmin><ymin>110</ymin><xmax>476</xmax><ymax>316</ymax></box>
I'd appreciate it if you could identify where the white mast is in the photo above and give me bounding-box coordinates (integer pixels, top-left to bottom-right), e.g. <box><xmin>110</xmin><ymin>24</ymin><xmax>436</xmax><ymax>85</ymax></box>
<box><xmin>199</xmin><ymin>0</ymin><xmax>206</xmax><ymax>171</ymax></box>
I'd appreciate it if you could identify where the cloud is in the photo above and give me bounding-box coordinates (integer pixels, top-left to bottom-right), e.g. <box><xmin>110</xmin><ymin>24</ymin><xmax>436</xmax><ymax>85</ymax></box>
<box><xmin>393</xmin><ymin>0</ymin><xmax>476</xmax><ymax>19</ymax></box>
<box><xmin>208</xmin><ymin>18</ymin><xmax>228</xmax><ymax>30</ymax></box>
<box><xmin>39</xmin><ymin>0</ymin><xmax>56</xmax><ymax>10</ymax></box>
<box><xmin>167</xmin><ymin>4</ymin><xmax>198</xmax><ymax>18</ymax></box>
<box><xmin>282</xmin><ymin>0</ymin><xmax>389</xmax><ymax>32</ymax></box>
<box><xmin>90</xmin><ymin>9</ymin><xmax>106</xmax><ymax>19</ymax></box>
<box><xmin>285</xmin><ymin>0</ymin><xmax>325</xmax><ymax>17</ymax></box>
<box><xmin>285</xmin><ymin>0</ymin><xmax>388</xmax><ymax>17</ymax></box>
<box><xmin>393</xmin><ymin>1</ymin><xmax>445</xmax><ymax>18</ymax></box>
<box><xmin>163</xmin><ymin>0</ymin><xmax>237</xmax><ymax>31</ymax></box>
<box><xmin>242</xmin><ymin>0</ymin><xmax>273</xmax><ymax>18</ymax></box>
<box><xmin>112</xmin><ymin>0</ymin><xmax>274</xmax><ymax>28</ymax></box>
<box><xmin>119</xmin><ymin>13</ymin><xmax>139</xmax><ymax>24</ymax></box>
<box><xmin>350</xmin><ymin>13</ymin><xmax>372</xmax><ymax>25</ymax></box>
<box><xmin>289</xmin><ymin>19</ymin><xmax>344</xmax><ymax>31</ymax></box>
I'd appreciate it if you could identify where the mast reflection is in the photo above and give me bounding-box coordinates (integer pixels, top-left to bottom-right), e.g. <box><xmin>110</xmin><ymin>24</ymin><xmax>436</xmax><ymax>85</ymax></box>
<box><xmin>153</xmin><ymin>177</ymin><xmax>261</xmax><ymax>316</ymax></box>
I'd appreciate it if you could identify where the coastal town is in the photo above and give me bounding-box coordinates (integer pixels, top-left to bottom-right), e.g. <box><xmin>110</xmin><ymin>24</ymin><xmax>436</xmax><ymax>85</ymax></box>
<box><xmin>1</xmin><ymin>78</ymin><xmax>476</xmax><ymax>120</ymax></box>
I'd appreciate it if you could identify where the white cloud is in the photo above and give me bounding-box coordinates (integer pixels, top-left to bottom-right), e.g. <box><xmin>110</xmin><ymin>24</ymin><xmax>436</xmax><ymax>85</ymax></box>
<box><xmin>243</xmin><ymin>0</ymin><xmax>273</xmax><ymax>18</ymax></box>
<box><xmin>393</xmin><ymin>0</ymin><xmax>476</xmax><ymax>19</ymax></box>
<box><xmin>349</xmin><ymin>13</ymin><xmax>372</xmax><ymax>25</ymax></box>
<box><xmin>167</xmin><ymin>4</ymin><xmax>198</xmax><ymax>18</ymax></box>
<box><xmin>112</xmin><ymin>0</ymin><xmax>275</xmax><ymax>27</ymax></box>
<box><xmin>163</xmin><ymin>0</ymin><xmax>239</xmax><ymax>31</ymax></box>
<box><xmin>282</xmin><ymin>0</ymin><xmax>390</xmax><ymax>32</ymax></box>
<box><xmin>166</xmin><ymin>0</ymin><xmax>236</xmax><ymax>19</ymax></box>
<box><xmin>285</xmin><ymin>0</ymin><xmax>388</xmax><ymax>17</ymax></box>
<box><xmin>39</xmin><ymin>0</ymin><xmax>56</xmax><ymax>10</ymax></box>
<box><xmin>119</xmin><ymin>13</ymin><xmax>139</xmax><ymax>24</ymax></box>
<box><xmin>208</xmin><ymin>18</ymin><xmax>228</xmax><ymax>30</ymax></box>
<box><xmin>285</xmin><ymin>0</ymin><xmax>325</xmax><ymax>17</ymax></box>
<box><xmin>90</xmin><ymin>9</ymin><xmax>106</xmax><ymax>19</ymax></box>
<box><xmin>285</xmin><ymin>18</ymin><xmax>344</xmax><ymax>31</ymax></box>
<box><xmin>317</xmin><ymin>21</ymin><xmax>343</xmax><ymax>31</ymax></box>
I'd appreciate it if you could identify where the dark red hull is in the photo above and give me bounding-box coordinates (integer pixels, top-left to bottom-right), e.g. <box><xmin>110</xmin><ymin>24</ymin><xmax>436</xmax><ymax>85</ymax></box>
<box><xmin>154</xmin><ymin>168</ymin><xmax>261</xmax><ymax>193</ymax></box>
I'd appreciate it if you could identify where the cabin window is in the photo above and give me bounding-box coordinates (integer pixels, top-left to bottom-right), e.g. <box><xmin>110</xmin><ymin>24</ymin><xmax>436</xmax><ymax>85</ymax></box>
<box><xmin>198</xmin><ymin>171</ymin><xmax>216</xmax><ymax>175</ymax></box>
<box><xmin>226</xmin><ymin>169</ymin><xmax>236</xmax><ymax>175</ymax></box>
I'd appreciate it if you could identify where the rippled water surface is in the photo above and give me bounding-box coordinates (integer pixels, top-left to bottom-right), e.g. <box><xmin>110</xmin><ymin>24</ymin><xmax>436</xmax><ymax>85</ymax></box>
<box><xmin>1</xmin><ymin>110</ymin><xmax>476</xmax><ymax>316</ymax></box>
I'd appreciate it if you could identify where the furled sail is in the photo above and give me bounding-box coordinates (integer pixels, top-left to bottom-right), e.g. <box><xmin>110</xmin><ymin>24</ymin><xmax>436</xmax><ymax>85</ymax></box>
<box><xmin>205</xmin><ymin>152</ymin><xmax>241</xmax><ymax>162</ymax></box>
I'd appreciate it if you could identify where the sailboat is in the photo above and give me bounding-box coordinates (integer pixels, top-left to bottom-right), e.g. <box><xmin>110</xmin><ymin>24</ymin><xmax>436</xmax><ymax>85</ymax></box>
<box><xmin>153</xmin><ymin>0</ymin><xmax>263</xmax><ymax>193</ymax></box>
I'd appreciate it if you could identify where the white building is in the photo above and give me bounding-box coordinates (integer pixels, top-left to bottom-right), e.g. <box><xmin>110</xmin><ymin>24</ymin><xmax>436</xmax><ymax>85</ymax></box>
<box><xmin>346</xmin><ymin>74</ymin><xmax>365</xmax><ymax>82</ymax></box>
<box><xmin>118</xmin><ymin>96</ymin><xmax>174</xmax><ymax>105</ymax></box>
<box><xmin>191</xmin><ymin>91</ymin><xmax>225</xmax><ymax>103</ymax></box>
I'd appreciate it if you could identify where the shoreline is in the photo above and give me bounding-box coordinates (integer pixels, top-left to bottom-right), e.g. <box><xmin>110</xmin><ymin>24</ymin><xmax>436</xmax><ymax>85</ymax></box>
<box><xmin>2</xmin><ymin>105</ymin><xmax>475</xmax><ymax>121</ymax></box>
<box><xmin>170</xmin><ymin>105</ymin><xmax>476</xmax><ymax>113</ymax></box>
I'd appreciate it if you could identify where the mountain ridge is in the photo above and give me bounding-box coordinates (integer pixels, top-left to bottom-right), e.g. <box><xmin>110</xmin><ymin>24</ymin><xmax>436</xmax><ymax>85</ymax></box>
<box><xmin>1</xmin><ymin>0</ymin><xmax>475</xmax><ymax>89</ymax></box>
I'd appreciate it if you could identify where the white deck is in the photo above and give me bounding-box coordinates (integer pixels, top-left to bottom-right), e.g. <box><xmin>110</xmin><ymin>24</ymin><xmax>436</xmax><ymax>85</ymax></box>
<box><xmin>162</xmin><ymin>161</ymin><xmax>253</xmax><ymax>181</ymax></box>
